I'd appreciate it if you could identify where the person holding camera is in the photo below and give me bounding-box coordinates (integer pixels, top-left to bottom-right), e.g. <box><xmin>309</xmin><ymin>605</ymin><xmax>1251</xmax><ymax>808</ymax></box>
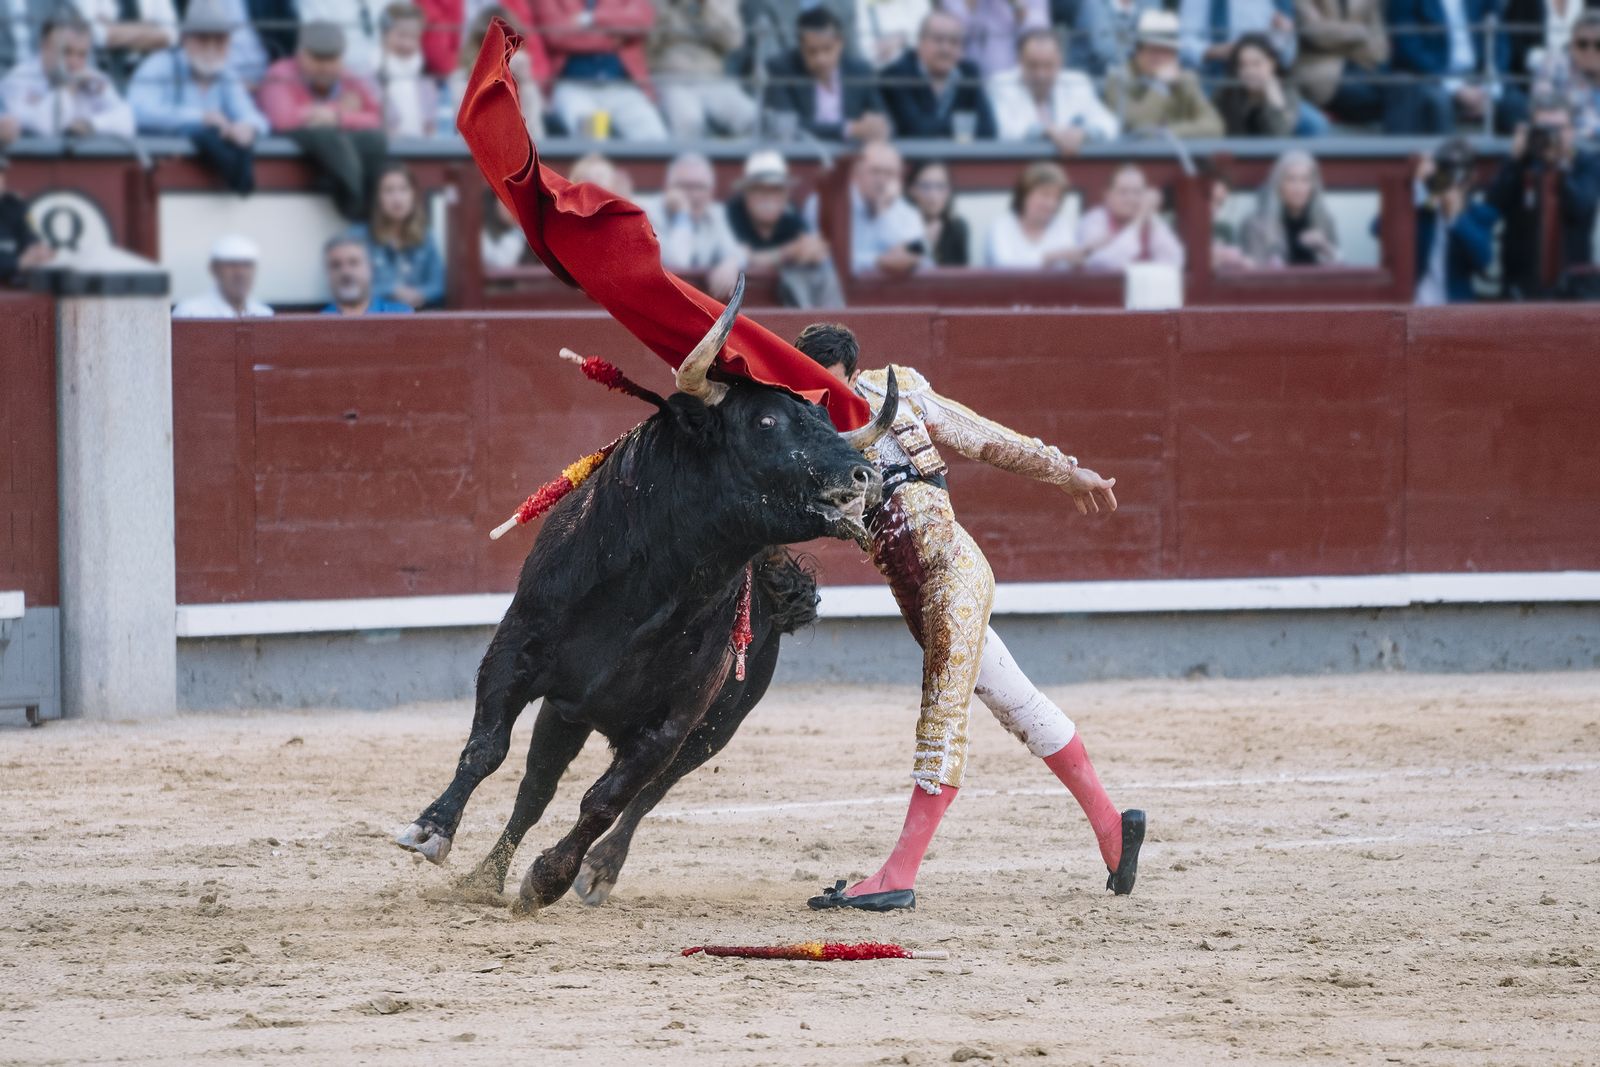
<box><xmin>1413</xmin><ymin>138</ymin><xmax>1498</xmax><ymax>304</ymax></box>
<box><xmin>1486</xmin><ymin>93</ymin><xmax>1600</xmax><ymax>299</ymax></box>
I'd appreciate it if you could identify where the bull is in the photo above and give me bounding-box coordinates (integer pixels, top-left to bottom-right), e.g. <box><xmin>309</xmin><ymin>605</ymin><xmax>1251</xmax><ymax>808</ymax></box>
<box><xmin>395</xmin><ymin>279</ymin><xmax>898</xmax><ymax>911</ymax></box>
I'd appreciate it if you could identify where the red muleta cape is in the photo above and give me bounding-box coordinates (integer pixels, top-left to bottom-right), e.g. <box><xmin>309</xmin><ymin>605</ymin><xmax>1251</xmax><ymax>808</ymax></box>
<box><xmin>456</xmin><ymin>18</ymin><xmax>872</xmax><ymax>431</ymax></box>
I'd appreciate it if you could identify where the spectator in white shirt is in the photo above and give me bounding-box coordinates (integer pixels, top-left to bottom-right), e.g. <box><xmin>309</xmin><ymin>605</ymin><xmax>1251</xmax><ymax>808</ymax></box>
<box><xmin>988</xmin><ymin>27</ymin><xmax>1118</xmax><ymax>153</ymax></box>
<box><xmin>1074</xmin><ymin>162</ymin><xmax>1184</xmax><ymax>271</ymax></box>
<box><xmin>646</xmin><ymin>151</ymin><xmax>744</xmax><ymax>301</ymax></box>
<box><xmin>374</xmin><ymin>1</ymin><xmax>436</xmax><ymax>136</ymax></box>
<box><xmin>0</xmin><ymin>11</ymin><xmax>135</xmax><ymax>138</ymax></box>
<box><xmin>173</xmin><ymin>234</ymin><xmax>275</xmax><ymax>317</ymax></box>
<box><xmin>984</xmin><ymin>160</ymin><xmax>1079</xmax><ymax>268</ymax></box>
<box><xmin>849</xmin><ymin>138</ymin><xmax>924</xmax><ymax>276</ymax></box>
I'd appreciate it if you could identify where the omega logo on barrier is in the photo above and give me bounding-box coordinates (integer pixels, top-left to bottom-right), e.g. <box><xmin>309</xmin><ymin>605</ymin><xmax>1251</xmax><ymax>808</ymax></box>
<box><xmin>27</xmin><ymin>190</ymin><xmax>114</xmax><ymax>255</ymax></box>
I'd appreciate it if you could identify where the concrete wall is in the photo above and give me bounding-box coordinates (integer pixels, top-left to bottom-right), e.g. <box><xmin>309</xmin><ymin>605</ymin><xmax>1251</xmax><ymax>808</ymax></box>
<box><xmin>177</xmin><ymin>602</ymin><xmax>1600</xmax><ymax>710</ymax></box>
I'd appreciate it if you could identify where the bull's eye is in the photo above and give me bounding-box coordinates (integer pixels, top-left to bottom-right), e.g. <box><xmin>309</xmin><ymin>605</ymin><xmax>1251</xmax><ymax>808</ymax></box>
<box><xmin>758</xmin><ymin>415</ymin><xmax>778</xmax><ymax>429</ymax></box>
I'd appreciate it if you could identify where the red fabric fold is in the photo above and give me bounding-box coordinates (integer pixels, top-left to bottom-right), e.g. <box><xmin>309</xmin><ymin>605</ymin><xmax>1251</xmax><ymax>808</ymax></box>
<box><xmin>456</xmin><ymin>19</ymin><xmax>872</xmax><ymax>431</ymax></box>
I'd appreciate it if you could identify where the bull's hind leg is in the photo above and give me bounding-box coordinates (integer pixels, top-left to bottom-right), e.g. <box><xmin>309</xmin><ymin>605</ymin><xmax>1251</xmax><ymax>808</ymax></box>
<box><xmin>455</xmin><ymin>703</ymin><xmax>592</xmax><ymax>901</ymax></box>
<box><xmin>397</xmin><ymin>617</ymin><xmax>543</xmax><ymax>865</ymax></box>
<box><xmin>573</xmin><ymin>634</ymin><xmax>779</xmax><ymax>905</ymax></box>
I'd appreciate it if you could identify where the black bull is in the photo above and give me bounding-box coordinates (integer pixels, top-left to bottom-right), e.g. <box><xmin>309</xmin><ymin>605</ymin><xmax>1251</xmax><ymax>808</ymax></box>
<box><xmin>396</xmin><ymin>291</ymin><xmax>898</xmax><ymax>911</ymax></box>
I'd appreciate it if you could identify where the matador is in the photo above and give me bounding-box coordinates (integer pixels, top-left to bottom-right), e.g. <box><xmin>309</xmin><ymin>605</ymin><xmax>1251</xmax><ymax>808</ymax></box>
<box><xmin>796</xmin><ymin>324</ymin><xmax>1146</xmax><ymax>912</ymax></box>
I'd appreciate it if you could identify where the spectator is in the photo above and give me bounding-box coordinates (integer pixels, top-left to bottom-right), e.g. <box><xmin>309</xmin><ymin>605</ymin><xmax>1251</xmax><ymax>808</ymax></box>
<box><xmin>258</xmin><ymin>20</ymin><xmax>386</xmax><ymax>221</ymax></box>
<box><xmin>941</xmin><ymin>0</ymin><xmax>1047</xmax><ymax>76</ymax></box>
<box><xmin>351</xmin><ymin>162</ymin><xmax>443</xmax><ymax>308</ymax></box>
<box><xmin>1386</xmin><ymin>0</ymin><xmax>1525</xmax><ymax>133</ymax></box>
<box><xmin>0</xmin><ymin>11</ymin><xmax>135</xmax><ymax>138</ymax></box>
<box><xmin>726</xmin><ymin>0</ymin><xmax>859</xmax><ymax>74</ymax></box>
<box><xmin>649</xmin><ymin>0</ymin><xmax>758</xmax><ymax>138</ymax></box>
<box><xmin>849</xmin><ymin>138</ymin><xmax>923</xmax><ymax>275</ymax></box>
<box><xmin>983</xmin><ymin>160</ymin><xmax>1078</xmax><ymax>268</ymax></box>
<box><xmin>1215</xmin><ymin>32</ymin><xmax>1321</xmax><ymax>136</ymax></box>
<box><xmin>1291</xmin><ymin>0</ymin><xmax>1390</xmax><ymax>127</ymax></box>
<box><xmin>906</xmin><ymin>159</ymin><xmax>968</xmax><ymax>265</ymax></box>
<box><xmin>856</xmin><ymin>0</ymin><xmax>929</xmax><ymax>66</ymax></box>
<box><xmin>1060</xmin><ymin>0</ymin><xmax>1162</xmax><ymax>77</ymax></box>
<box><xmin>880</xmin><ymin>10</ymin><xmax>997</xmax><ymax>138</ymax></box>
<box><xmin>446</xmin><ymin>5</ymin><xmax>550</xmax><ymax>141</ymax></box>
<box><xmin>420</xmin><ymin>0</ymin><xmax>543</xmax><ymax>78</ymax></box>
<box><xmin>1074</xmin><ymin>162</ymin><xmax>1184</xmax><ymax>271</ymax></box>
<box><xmin>297</xmin><ymin>0</ymin><xmax>386</xmax><ymax>74</ymax></box>
<box><xmin>374</xmin><ymin>2</ymin><xmax>437</xmax><ymax>137</ymax></box>
<box><xmin>0</xmin><ymin>153</ymin><xmax>51</xmax><ymax>284</ymax></box>
<box><xmin>322</xmin><ymin>232</ymin><xmax>412</xmax><ymax>312</ymax></box>
<box><xmin>128</xmin><ymin>0</ymin><xmax>269</xmax><ymax>194</ymax></box>
<box><xmin>568</xmin><ymin>149</ymin><xmax>632</xmax><ymax>194</ymax></box>
<box><xmin>1207</xmin><ymin>169</ymin><xmax>1251</xmax><ymax>269</ymax></box>
<box><xmin>988</xmin><ymin>26</ymin><xmax>1118</xmax><ymax>151</ymax></box>
<box><xmin>1487</xmin><ymin>93</ymin><xmax>1600</xmax><ymax>298</ymax></box>
<box><xmin>482</xmin><ymin>190</ymin><xmax>532</xmax><ymax>268</ymax></box>
<box><xmin>1241</xmin><ymin>149</ymin><xmax>1340</xmax><ymax>265</ymax></box>
<box><xmin>533</xmin><ymin>0</ymin><xmax>666</xmax><ymax>140</ymax></box>
<box><xmin>1103</xmin><ymin>9</ymin><xmax>1224</xmax><ymax>137</ymax></box>
<box><xmin>1178</xmin><ymin>0</ymin><xmax>1297</xmax><ymax>74</ymax></box>
<box><xmin>1505</xmin><ymin>0</ymin><xmax>1587</xmax><ymax>83</ymax></box>
<box><xmin>763</xmin><ymin>5</ymin><xmax>889</xmax><ymax>142</ymax></box>
<box><xmin>646</xmin><ymin>151</ymin><xmax>743</xmax><ymax>301</ymax></box>
<box><xmin>725</xmin><ymin>148</ymin><xmax>845</xmax><ymax>307</ymax></box>
<box><xmin>215</xmin><ymin>0</ymin><xmax>298</xmax><ymax>88</ymax></box>
<box><xmin>1412</xmin><ymin>138</ymin><xmax>1496</xmax><ymax>303</ymax></box>
<box><xmin>79</xmin><ymin>0</ymin><xmax>179</xmax><ymax>81</ymax></box>
<box><xmin>172</xmin><ymin>233</ymin><xmax>274</xmax><ymax>316</ymax></box>
<box><xmin>1534</xmin><ymin>10</ymin><xmax>1600</xmax><ymax>140</ymax></box>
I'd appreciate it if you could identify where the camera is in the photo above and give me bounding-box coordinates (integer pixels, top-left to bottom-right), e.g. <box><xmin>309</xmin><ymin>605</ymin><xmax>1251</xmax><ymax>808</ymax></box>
<box><xmin>1525</xmin><ymin>124</ymin><xmax>1562</xmax><ymax>160</ymax></box>
<box><xmin>1426</xmin><ymin>138</ymin><xmax>1475</xmax><ymax>195</ymax></box>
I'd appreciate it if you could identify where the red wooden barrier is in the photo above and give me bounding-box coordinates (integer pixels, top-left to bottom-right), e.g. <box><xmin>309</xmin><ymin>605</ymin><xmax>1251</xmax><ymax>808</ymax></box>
<box><xmin>0</xmin><ymin>293</ymin><xmax>59</xmax><ymax>607</ymax></box>
<box><xmin>169</xmin><ymin>305</ymin><xmax>1600</xmax><ymax>605</ymax></box>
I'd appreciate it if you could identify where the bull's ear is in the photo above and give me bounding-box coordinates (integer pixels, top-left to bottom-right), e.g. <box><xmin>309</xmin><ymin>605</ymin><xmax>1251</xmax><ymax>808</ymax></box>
<box><xmin>666</xmin><ymin>392</ymin><xmax>720</xmax><ymax>442</ymax></box>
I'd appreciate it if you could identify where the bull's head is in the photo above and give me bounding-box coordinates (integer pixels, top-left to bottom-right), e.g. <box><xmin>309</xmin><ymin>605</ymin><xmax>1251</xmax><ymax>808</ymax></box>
<box><xmin>669</xmin><ymin>276</ymin><xmax>896</xmax><ymax>549</ymax></box>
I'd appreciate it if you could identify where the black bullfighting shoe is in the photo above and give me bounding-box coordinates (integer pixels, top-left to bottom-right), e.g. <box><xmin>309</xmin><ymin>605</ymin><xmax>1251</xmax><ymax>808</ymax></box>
<box><xmin>807</xmin><ymin>879</ymin><xmax>916</xmax><ymax>912</ymax></box>
<box><xmin>1106</xmin><ymin>809</ymin><xmax>1146</xmax><ymax>896</ymax></box>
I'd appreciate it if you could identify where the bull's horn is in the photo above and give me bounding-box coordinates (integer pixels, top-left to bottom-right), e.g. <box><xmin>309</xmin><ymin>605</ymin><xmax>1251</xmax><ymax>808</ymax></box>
<box><xmin>841</xmin><ymin>367</ymin><xmax>898</xmax><ymax>449</ymax></box>
<box><xmin>674</xmin><ymin>273</ymin><xmax>745</xmax><ymax>404</ymax></box>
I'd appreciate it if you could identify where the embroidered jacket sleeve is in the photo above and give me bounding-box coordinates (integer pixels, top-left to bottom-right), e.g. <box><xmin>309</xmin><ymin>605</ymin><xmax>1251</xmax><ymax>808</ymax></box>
<box><xmin>902</xmin><ymin>369</ymin><xmax>1079</xmax><ymax>486</ymax></box>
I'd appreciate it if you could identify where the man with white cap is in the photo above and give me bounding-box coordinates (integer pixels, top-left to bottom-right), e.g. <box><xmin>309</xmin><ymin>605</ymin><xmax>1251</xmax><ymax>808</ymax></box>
<box><xmin>1103</xmin><ymin>9</ymin><xmax>1224</xmax><ymax>138</ymax></box>
<box><xmin>725</xmin><ymin>147</ymin><xmax>844</xmax><ymax>307</ymax></box>
<box><xmin>172</xmin><ymin>234</ymin><xmax>274</xmax><ymax>317</ymax></box>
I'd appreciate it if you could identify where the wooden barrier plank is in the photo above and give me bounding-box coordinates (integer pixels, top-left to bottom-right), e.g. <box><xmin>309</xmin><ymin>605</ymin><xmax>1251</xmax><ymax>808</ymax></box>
<box><xmin>0</xmin><ymin>293</ymin><xmax>59</xmax><ymax>607</ymax></box>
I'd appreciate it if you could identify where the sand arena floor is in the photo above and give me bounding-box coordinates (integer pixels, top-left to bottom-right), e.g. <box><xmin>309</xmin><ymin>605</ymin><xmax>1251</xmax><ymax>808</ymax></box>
<box><xmin>2</xmin><ymin>671</ymin><xmax>1597</xmax><ymax>1066</ymax></box>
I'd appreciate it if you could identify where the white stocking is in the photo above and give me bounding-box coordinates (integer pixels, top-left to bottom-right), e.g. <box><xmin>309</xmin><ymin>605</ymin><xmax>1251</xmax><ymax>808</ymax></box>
<box><xmin>973</xmin><ymin>627</ymin><xmax>1076</xmax><ymax>758</ymax></box>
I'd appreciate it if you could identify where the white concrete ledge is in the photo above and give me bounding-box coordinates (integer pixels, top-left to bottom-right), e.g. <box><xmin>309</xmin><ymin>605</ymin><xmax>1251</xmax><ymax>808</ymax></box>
<box><xmin>173</xmin><ymin>572</ymin><xmax>1600</xmax><ymax>639</ymax></box>
<box><xmin>0</xmin><ymin>591</ymin><xmax>24</xmax><ymax>621</ymax></box>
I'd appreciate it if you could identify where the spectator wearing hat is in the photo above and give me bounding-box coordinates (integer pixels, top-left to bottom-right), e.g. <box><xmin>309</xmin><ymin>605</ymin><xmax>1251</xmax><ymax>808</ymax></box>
<box><xmin>646</xmin><ymin>151</ymin><xmax>744</xmax><ymax>300</ymax></box>
<box><xmin>988</xmin><ymin>27</ymin><xmax>1118</xmax><ymax>151</ymax></box>
<box><xmin>373</xmin><ymin>2</ymin><xmax>437</xmax><ymax>137</ymax></box>
<box><xmin>298</xmin><ymin>0</ymin><xmax>384</xmax><ymax>74</ymax></box>
<box><xmin>763</xmin><ymin>4</ymin><xmax>890</xmax><ymax>142</ymax></box>
<box><xmin>649</xmin><ymin>0</ymin><xmax>757</xmax><ymax>138</ymax></box>
<box><xmin>726</xmin><ymin>147</ymin><xmax>845</xmax><ymax>307</ymax></box>
<box><xmin>129</xmin><ymin>0</ymin><xmax>270</xmax><ymax>194</ymax></box>
<box><xmin>1103</xmin><ymin>9</ymin><xmax>1223</xmax><ymax>137</ymax></box>
<box><xmin>173</xmin><ymin>233</ymin><xmax>274</xmax><ymax>316</ymax></box>
<box><xmin>880</xmin><ymin>10</ymin><xmax>998</xmax><ymax>139</ymax></box>
<box><xmin>940</xmin><ymin>0</ymin><xmax>1048</xmax><ymax>77</ymax></box>
<box><xmin>0</xmin><ymin>10</ymin><xmax>136</xmax><ymax>138</ymax></box>
<box><xmin>322</xmin><ymin>232</ymin><xmax>413</xmax><ymax>312</ymax></box>
<box><xmin>258</xmin><ymin>20</ymin><xmax>386</xmax><ymax>220</ymax></box>
<box><xmin>0</xmin><ymin>153</ymin><xmax>51</xmax><ymax>284</ymax></box>
<box><xmin>532</xmin><ymin>0</ymin><xmax>667</xmax><ymax>141</ymax></box>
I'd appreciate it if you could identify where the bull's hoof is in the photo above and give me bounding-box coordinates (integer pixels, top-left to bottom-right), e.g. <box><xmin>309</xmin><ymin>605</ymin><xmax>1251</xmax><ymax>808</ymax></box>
<box><xmin>571</xmin><ymin>861</ymin><xmax>615</xmax><ymax>907</ymax></box>
<box><xmin>395</xmin><ymin>822</ymin><xmax>453</xmax><ymax>865</ymax></box>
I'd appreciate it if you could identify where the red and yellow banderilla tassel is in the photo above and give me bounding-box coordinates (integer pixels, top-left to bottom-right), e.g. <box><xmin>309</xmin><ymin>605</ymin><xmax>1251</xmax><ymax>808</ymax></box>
<box><xmin>682</xmin><ymin>941</ymin><xmax>949</xmax><ymax>962</ymax></box>
<box><xmin>558</xmin><ymin>348</ymin><xmax>660</xmax><ymax>404</ymax></box>
<box><xmin>489</xmin><ymin>440</ymin><xmax>620</xmax><ymax>540</ymax></box>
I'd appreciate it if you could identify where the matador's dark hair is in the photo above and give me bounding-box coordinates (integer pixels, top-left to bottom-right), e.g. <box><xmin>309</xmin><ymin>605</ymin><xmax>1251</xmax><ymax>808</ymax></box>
<box><xmin>794</xmin><ymin>322</ymin><xmax>859</xmax><ymax>377</ymax></box>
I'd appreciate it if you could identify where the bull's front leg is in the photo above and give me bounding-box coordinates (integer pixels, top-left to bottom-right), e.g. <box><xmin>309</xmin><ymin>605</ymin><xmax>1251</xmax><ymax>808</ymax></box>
<box><xmin>516</xmin><ymin>702</ymin><xmax>707</xmax><ymax>913</ymax></box>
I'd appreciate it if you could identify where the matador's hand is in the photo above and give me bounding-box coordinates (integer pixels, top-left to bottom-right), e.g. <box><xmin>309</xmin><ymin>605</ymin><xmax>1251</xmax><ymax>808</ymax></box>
<box><xmin>1063</xmin><ymin>466</ymin><xmax>1118</xmax><ymax>515</ymax></box>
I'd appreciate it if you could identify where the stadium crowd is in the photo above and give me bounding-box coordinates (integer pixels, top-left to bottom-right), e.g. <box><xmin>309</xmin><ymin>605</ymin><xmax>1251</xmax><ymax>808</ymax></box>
<box><xmin>1</xmin><ymin>0</ymin><xmax>1598</xmax><ymax>309</ymax></box>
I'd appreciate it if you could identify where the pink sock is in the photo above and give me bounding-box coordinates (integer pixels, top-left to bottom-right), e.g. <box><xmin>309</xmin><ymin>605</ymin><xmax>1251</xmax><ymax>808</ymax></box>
<box><xmin>847</xmin><ymin>784</ymin><xmax>958</xmax><ymax>896</ymax></box>
<box><xmin>1044</xmin><ymin>735</ymin><xmax>1123</xmax><ymax>871</ymax></box>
